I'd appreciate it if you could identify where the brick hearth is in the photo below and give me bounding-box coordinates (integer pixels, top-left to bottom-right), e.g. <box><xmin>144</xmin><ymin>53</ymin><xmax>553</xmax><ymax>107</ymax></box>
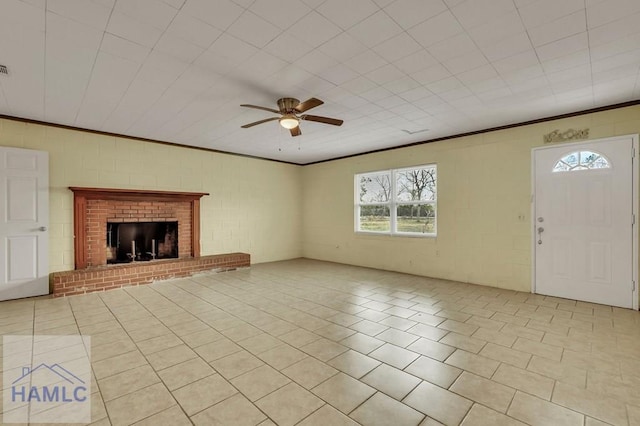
<box><xmin>50</xmin><ymin>253</ymin><xmax>250</xmax><ymax>297</ymax></box>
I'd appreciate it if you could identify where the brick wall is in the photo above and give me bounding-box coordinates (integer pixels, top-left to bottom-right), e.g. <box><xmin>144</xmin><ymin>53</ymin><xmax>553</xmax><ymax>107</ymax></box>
<box><xmin>85</xmin><ymin>199</ymin><xmax>192</xmax><ymax>267</ymax></box>
<box><xmin>50</xmin><ymin>253</ymin><xmax>250</xmax><ymax>297</ymax></box>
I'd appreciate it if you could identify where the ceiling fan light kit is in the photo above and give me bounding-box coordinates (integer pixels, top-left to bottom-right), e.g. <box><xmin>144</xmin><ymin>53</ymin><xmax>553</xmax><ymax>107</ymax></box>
<box><xmin>241</xmin><ymin>97</ymin><xmax>343</xmax><ymax>137</ymax></box>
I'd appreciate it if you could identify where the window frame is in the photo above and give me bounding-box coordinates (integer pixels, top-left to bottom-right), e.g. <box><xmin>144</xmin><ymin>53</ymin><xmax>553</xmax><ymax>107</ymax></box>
<box><xmin>355</xmin><ymin>164</ymin><xmax>437</xmax><ymax>237</ymax></box>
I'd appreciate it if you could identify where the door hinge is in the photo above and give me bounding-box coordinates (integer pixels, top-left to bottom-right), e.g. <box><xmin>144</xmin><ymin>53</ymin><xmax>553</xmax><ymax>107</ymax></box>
<box><xmin>633</xmin><ymin>147</ymin><xmax>636</xmax><ymax>158</ymax></box>
<box><xmin>633</xmin><ymin>281</ymin><xmax>636</xmax><ymax>291</ymax></box>
<box><xmin>633</xmin><ymin>214</ymin><xmax>636</xmax><ymax>225</ymax></box>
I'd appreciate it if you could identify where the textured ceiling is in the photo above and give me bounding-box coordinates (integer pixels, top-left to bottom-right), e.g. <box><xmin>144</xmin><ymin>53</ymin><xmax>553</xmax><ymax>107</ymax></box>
<box><xmin>0</xmin><ymin>0</ymin><xmax>639</xmax><ymax>164</ymax></box>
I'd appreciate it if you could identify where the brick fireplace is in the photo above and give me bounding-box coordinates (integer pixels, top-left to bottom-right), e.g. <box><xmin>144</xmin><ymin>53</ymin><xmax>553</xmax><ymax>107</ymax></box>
<box><xmin>49</xmin><ymin>187</ymin><xmax>250</xmax><ymax>297</ymax></box>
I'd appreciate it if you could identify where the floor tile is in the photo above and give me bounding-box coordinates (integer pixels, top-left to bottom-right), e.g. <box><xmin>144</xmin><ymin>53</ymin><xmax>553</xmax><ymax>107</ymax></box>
<box><xmin>376</xmin><ymin>328</ymin><xmax>420</xmax><ymax>347</ymax></box>
<box><xmin>404</xmin><ymin>355</ymin><xmax>462</xmax><ymax>388</ymax></box>
<box><xmin>361</xmin><ymin>364</ymin><xmax>421</xmax><ymax>400</ymax></box>
<box><xmin>312</xmin><ymin>372</ymin><xmax>376</xmax><ymax>414</ymax></box>
<box><xmin>297</xmin><ymin>405</ymin><xmax>359</xmax><ymax>425</ymax></box>
<box><xmin>300</xmin><ymin>337</ymin><xmax>348</xmax><ymax>361</ymax></box>
<box><xmin>133</xmin><ymin>405</ymin><xmax>192</xmax><ymax>426</ymax></box>
<box><xmin>98</xmin><ymin>364</ymin><xmax>160</xmax><ymax>401</ymax></box>
<box><xmin>445</xmin><ymin>349</ymin><xmax>500</xmax><ymax>378</ymax></box>
<box><xmin>449</xmin><ymin>372</ymin><xmax>515</xmax><ymax>413</ymax></box>
<box><xmin>279</xmin><ymin>328</ymin><xmax>322</xmax><ymax>347</ymax></box>
<box><xmin>439</xmin><ymin>332</ymin><xmax>486</xmax><ymax>353</ymax></box>
<box><xmin>348</xmin><ymin>320</ymin><xmax>388</xmax><ymax>337</ymax></box>
<box><xmin>231</xmin><ymin>364</ymin><xmax>291</xmax><ymax>401</ymax></box>
<box><xmin>180</xmin><ymin>329</ymin><xmax>224</xmax><ymax>348</ymax></box>
<box><xmin>406</xmin><ymin>323</ymin><xmax>449</xmax><ymax>341</ymax></box>
<box><xmin>157</xmin><ymin>357</ymin><xmax>216</xmax><ymax>391</ymax></box>
<box><xmin>258</xmin><ymin>344</ymin><xmax>308</xmax><ymax>370</ymax></box>
<box><xmin>327</xmin><ymin>349</ymin><xmax>381</xmax><ymax>379</ymax></box>
<box><xmin>92</xmin><ymin>350</ymin><xmax>148</xmax><ymax>380</ymax></box>
<box><xmin>512</xmin><ymin>337</ymin><xmax>563</xmax><ymax>361</ymax></box>
<box><xmin>172</xmin><ymin>374</ymin><xmax>237</xmax><ymax>415</ymax></box>
<box><xmin>256</xmin><ymin>382</ymin><xmax>324</xmax><ymax>426</ymax></box>
<box><xmin>406</xmin><ymin>338</ymin><xmax>456</xmax><ymax>361</ymax></box>
<box><xmin>105</xmin><ymin>382</ymin><xmax>176</xmax><ymax>426</ymax></box>
<box><xmin>210</xmin><ymin>350</ymin><xmax>264</xmax><ymax>379</ymax></box>
<box><xmin>403</xmin><ymin>381</ymin><xmax>473</xmax><ymax>426</ymax></box>
<box><xmin>527</xmin><ymin>356</ymin><xmax>587</xmax><ymax>388</ymax></box>
<box><xmin>461</xmin><ymin>404</ymin><xmax>527</xmax><ymax>426</ymax></box>
<box><xmin>351</xmin><ymin>392</ymin><xmax>424</xmax><ymax>426</ymax></box>
<box><xmin>479</xmin><ymin>343</ymin><xmax>531</xmax><ymax>368</ymax></box>
<box><xmin>194</xmin><ymin>338</ymin><xmax>242</xmax><ymax>362</ymax></box>
<box><xmin>492</xmin><ymin>363</ymin><xmax>554</xmax><ymax>400</ymax></box>
<box><xmin>191</xmin><ymin>393</ymin><xmax>267</xmax><ymax>426</ymax></box>
<box><xmin>437</xmin><ymin>319</ymin><xmax>478</xmax><ymax>336</ymax></box>
<box><xmin>282</xmin><ymin>357</ymin><xmax>339</xmax><ymax>389</ymax></box>
<box><xmin>340</xmin><ymin>333</ymin><xmax>385</xmax><ymax>354</ymax></box>
<box><xmin>507</xmin><ymin>391</ymin><xmax>584</xmax><ymax>426</ymax></box>
<box><xmin>472</xmin><ymin>328</ymin><xmax>516</xmax><ymax>347</ymax></box>
<box><xmin>552</xmin><ymin>381</ymin><xmax>628</xmax><ymax>426</ymax></box>
<box><xmin>147</xmin><ymin>344</ymin><xmax>198</xmax><ymax>371</ymax></box>
<box><xmin>369</xmin><ymin>343</ymin><xmax>420</xmax><ymax>369</ymax></box>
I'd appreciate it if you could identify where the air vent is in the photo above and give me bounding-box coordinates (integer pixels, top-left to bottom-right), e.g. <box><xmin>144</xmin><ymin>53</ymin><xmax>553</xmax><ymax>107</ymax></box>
<box><xmin>0</xmin><ymin>65</ymin><xmax>8</xmax><ymax>76</ymax></box>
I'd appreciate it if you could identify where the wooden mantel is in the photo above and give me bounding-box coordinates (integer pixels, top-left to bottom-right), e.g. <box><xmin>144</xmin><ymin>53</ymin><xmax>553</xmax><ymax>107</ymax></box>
<box><xmin>70</xmin><ymin>187</ymin><xmax>209</xmax><ymax>270</ymax></box>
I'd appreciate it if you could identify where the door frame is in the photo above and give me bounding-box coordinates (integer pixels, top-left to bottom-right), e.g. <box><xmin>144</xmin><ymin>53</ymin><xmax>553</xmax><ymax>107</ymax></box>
<box><xmin>531</xmin><ymin>134</ymin><xmax>639</xmax><ymax>310</ymax></box>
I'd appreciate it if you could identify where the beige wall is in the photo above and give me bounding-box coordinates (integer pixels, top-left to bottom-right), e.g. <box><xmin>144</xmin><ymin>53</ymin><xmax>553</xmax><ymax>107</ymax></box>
<box><xmin>302</xmin><ymin>105</ymin><xmax>640</xmax><ymax>293</ymax></box>
<box><xmin>0</xmin><ymin>118</ymin><xmax>303</xmax><ymax>273</ymax></box>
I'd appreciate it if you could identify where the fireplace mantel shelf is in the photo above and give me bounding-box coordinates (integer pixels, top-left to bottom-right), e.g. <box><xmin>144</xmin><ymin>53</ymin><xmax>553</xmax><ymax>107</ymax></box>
<box><xmin>70</xmin><ymin>187</ymin><xmax>209</xmax><ymax>270</ymax></box>
<box><xmin>69</xmin><ymin>187</ymin><xmax>209</xmax><ymax>201</ymax></box>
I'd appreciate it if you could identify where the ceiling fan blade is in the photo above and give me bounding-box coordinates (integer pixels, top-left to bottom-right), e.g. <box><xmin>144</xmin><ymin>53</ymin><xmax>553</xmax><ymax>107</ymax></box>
<box><xmin>301</xmin><ymin>114</ymin><xmax>344</xmax><ymax>126</ymax></box>
<box><xmin>290</xmin><ymin>126</ymin><xmax>301</xmax><ymax>137</ymax></box>
<box><xmin>240</xmin><ymin>104</ymin><xmax>281</xmax><ymax>114</ymax></box>
<box><xmin>241</xmin><ymin>117</ymin><xmax>280</xmax><ymax>128</ymax></box>
<box><xmin>295</xmin><ymin>98</ymin><xmax>324</xmax><ymax>113</ymax></box>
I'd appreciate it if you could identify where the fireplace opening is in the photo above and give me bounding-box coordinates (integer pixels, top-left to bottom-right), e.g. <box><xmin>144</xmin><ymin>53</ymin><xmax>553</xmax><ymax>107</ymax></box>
<box><xmin>106</xmin><ymin>221</ymin><xmax>178</xmax><ymax>264</ymax></box>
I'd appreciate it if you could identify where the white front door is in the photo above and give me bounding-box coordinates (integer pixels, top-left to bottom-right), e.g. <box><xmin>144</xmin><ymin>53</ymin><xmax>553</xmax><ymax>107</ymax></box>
<box><xmin>0</xmin><ymin>147</ymin><xmax>49</xmax><ymax>301</ymax></box>
<box><xmin>533</xmin><ymin>136</ymin><xmax>637</xmax><ymax>309</ymax></box>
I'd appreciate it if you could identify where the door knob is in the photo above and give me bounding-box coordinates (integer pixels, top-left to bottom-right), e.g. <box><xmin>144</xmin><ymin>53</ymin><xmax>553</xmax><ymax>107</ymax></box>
<box><xmin>38</xmin><ymin>226</ymin><xmax>47</xmax><ymax>232</ymax></box>
<box><xmin>537</xmin><ymin>226</ymin><xmax>544</xmax><ymax>245</ymax></box>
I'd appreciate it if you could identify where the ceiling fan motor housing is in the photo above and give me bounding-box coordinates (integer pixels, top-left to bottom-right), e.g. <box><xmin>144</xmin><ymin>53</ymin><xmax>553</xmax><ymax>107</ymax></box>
<box><xmin>277</xmin><ymin>98</ymin><xmax>300</xmax><ymax>114</ymax></box>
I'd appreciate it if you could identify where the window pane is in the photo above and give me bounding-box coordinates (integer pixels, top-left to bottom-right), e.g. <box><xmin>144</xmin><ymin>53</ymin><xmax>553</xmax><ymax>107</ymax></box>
<box><xmin>396</xmin><ymin>204</ymin><xmax>435</xmax><ymax>234</ymax></box>
<box><xmin>359</xmin><ymin>205</ymin><xmax>390</xmax><ymax>232</ymax></box>
<box><xmin>396</xmin><ymin>168</ymin><xmax>436</xmax><ymax>202</ymax></box>
<box><xmin>358</xmin><ymin>173</ymin><xmax>391</xmax><ymax>203</ymax></box>
<box><xmin>552</xmin><ymin>151</ymin><xmax>610</xmax><ymax>173</ymax></box>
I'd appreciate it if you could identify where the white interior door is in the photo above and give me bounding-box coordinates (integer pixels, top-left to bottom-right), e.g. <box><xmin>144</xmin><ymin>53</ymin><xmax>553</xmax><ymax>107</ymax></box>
<box><xmin>533</xmin><ymin>136</ymin><xmax>637</xmax><ymax>309</ymax></box>
<box><xmin>0</xmin><ymin>147</ymin><xmax>49</xmax><ymax>301</ymax></box>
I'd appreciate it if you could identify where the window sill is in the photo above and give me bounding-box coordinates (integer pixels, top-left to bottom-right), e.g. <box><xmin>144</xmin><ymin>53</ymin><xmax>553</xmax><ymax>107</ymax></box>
<box><xmin>355</xmin><ymin>231</ymin><xmax>437</xmax><ymax>238</ymax></box>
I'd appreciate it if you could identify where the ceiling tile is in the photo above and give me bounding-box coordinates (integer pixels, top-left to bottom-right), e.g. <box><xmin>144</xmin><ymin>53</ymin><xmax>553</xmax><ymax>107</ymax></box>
<box><xmin>480</xmin><ymin>32</ymin><xmax>533</xmax><ymax>61</ymax></box>
<box><xmin>528</xmin><ymin>10</ymin><xmax>586</xmax><ymax>47</ymax></box>
<box><xmin>249</xmin><ymin>0</ymin><xmax>311</xmax><ymax>30</ymax></box>
<box><xmin>383</xmin><ymin>76</ymin><xmax>421</xmax><ymax>93</ymax></box>
<box><xmin>426</xmin><ymin>76</ymin><xmax>462</xmax><ymax>94</ymax></box>
<box><xmin>541</xmin><ymin>49</ymin><xmax>589</xmax><ymax>73</ymax></box>
<box><xmin>102</xmin><ymin>79</ymin><xmax>165</xmax><ymax>132</ymax></box>
<box><xmin>167</xmin><ymin>11</ymin><xmax>223</xmax><ymax>48</ymax></box>
<box><xmin>590</xmin><ymin>32</ymin><xmax>640</xmax><ymax>61</ymax></box>
<box><xmin>227</xmin><ymin>11</ymin><xmax>282</xmax><ymax>49</ymax></box>
<box><xmin>196</xmin><ymin>33</ymin><xmax>258</xmax><ymax>74</ymax></box>
<box><xmin>408</xmin><ymin>11</ymin><xmax>463</xmax><ymax>47</ymax></box>
<box><xmin>338</xmin><ymin>76</ymin><xmax>377</xmax><ymax>94</ymax></box>
<box><xmin>365</xmin><ymin>64</ymin><xmax>404</xmax><ymax>85</ymax></box>
<box><xmin>372</xmin><ymin>32</ymin><xmax>423</xmax><ymax>63</ymax></box>
<box><xmin>319</xmin><ymin>64</ymin><xmax>359</xmax><ymax>85</ymax></box>
<box><xmin>287</xmin><ymin>11</ymin><xmax>342</xmax><ymax>48</ymax></box>
<box><xmin>316</xmin><ymin>0</ymin><xmax>379</xmax><ymax>30</ymax></box>
<box><xmin>348</xmin><ymin>10</ymin><xmax>403</xmax><ymax>48</ymax></box>
<box><xmin>587</xmin><ymin>0</ymin><xmax>640</xmax><ymax>28</ymax></box>
<box><xmin>265</xmin><ymin>32</ymin><xmax>314</xmax><ymax>63</ymax></box>
<box><xmin>47</xmin><ymin>0</ymin><xmax>112</xmax><ymax>29</ymax></box>
<box><xmin>451</xmin><ymin>0</ymin><xmax>515</xmax><ymax>29</ymax></box>
<box><xmin>154</xmin><ymin>33</ymin><xmax>204</xmax><ymax>63</ymax></box>
<box><xmin>384</xmin><ymin>0</ymin><xmax>448</xmax><ymax>30</ymax></box>
<box><xmin>467</xmin><ymin>77</ymin><xmax>507</xmax><ymax>94</ymax></box>
<box><xmin>456</xmin><ymin>64</ymin><xmax>498</xmax><ymax>85</ymax></box>
<box><xmin>136</xmin><ymin>50</ymin><xmax>190</xmax><ymax>86</ymax></box>
<box><xmin>467</xmin><ymin>10</ymin><xmax>525</xmax><ymax>46</ymax></box>
<box><xmin>318</xmin><ymin>32</ymin><xmax>367</xmax><ymax>62</ymax></box>
<box><xmin>587</xmin><ymin>12</ymin><xmax>640</xmax><ymax>47</ymax></box>
<box><xmin>182</xmin><ymin>0</ymin><xmax>244</xmax><ymax>30</ymax></box>
<box><xmin>106</xmin><ymin>11</ymin><xmax>163</xmax><ymax>47</ymax></box>
<box><xmin>428</xmin><ymin>33</ymin><xmax>477</xmax><ymax>62</ymax></box>
<box><xmin>345</xmin><ymin>50</ymin><xmax>387</xmax><ymax>74</ymax></box>
<box><xmin>394</xmin><ymin>50</ymin><xmax>438</xmax><ymax>74</ymax></box>
<box><xmin>163</xmin><ymin>0</ymin><xmax>185</xmax><ymax>8</ymax></box>
<box><xmin>517</xmin><ymin>0</ymin><xmax>584</xmax><ymax>29</ymax></box>
<box><xmin>294</xmin><ymin>49</ymin><xmax>339</xmax><ymax>74</ymax></box>
<box><xmin>100</xmin><ymin>34</ymin><xmax>151</xmax><ymax>64</ymax></box>
<box><xmin>115</xmin><ymin>0</ymin><xmax>178</xmax><ymax>30</ymax></box>
<box><xmin>398</xmin><ymin>86</ymin><xmax>433</xmax><ymax>102</ymax></box>
<box><xmin>535</xmin><ymin>32</ymin><xmax>588</xmax><ymax>61</ymax></box>
<box><xmin>360</xmin><ymin>86</ymin><xmax>393</xmax><ymax>102</ymax></box>
<box><xmin>411</xmin><ymin>64</ymin><xmax>451</xmax><ymax>85</ymax></box>
<box><xmin>493</xmin><ymin>49</ymin><xmax>539</xmax><ymax>74</ymax></box>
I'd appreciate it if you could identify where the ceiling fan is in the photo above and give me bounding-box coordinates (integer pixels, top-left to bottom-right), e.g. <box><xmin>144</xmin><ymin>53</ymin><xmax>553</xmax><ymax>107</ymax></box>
<box><xmin>240</xmin><ymin>97</ymin><xmax>343</xmax><ymax>137</ymax></box>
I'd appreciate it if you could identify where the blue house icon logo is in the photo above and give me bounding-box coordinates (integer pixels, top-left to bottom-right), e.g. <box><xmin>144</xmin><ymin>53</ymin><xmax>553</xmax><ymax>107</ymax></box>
<box><xmin>11</xmin><ymin>363</ymin><xmax>88</xmax><ymax>403</ymax></box>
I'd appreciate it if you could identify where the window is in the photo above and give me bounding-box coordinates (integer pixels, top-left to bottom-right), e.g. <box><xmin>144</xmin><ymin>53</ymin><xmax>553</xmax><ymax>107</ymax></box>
<box><xmin>553</xmin><ymin>150</ymin><xmax>610</xmax><ymax>172</ymax></box>
<box><xmin>356</xmin><ymin>165</ymin><xmax>436</xmax><ymax>236</ymax></box>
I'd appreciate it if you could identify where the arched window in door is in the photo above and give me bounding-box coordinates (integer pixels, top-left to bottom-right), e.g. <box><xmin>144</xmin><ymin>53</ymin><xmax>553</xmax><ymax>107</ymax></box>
<box><xmin>552</xmin><ymin>150</ymin><xmax>611</xmax><ymax>172</ymax></box>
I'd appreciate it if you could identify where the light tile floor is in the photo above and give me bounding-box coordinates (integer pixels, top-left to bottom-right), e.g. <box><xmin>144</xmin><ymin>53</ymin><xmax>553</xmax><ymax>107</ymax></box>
<box><xmin>1</xmin><ymin>258</ymin><xmax>639</xmax><ymax>425</ymax></box>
